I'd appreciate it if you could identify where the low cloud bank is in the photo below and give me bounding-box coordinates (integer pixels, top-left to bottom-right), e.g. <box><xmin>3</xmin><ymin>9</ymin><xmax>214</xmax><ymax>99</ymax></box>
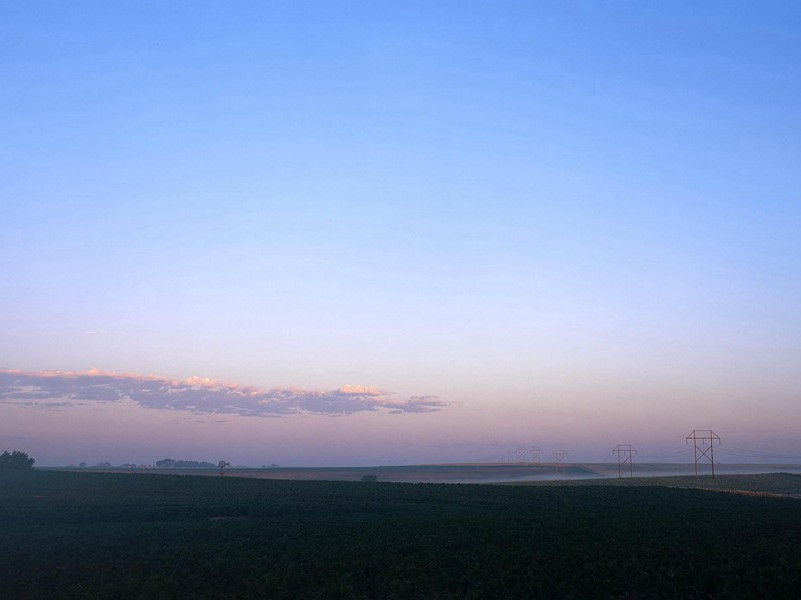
<box><xmin>0</xmin><ymin>369</ymin><xmax>446</xmax><ymax>417</ymax></box>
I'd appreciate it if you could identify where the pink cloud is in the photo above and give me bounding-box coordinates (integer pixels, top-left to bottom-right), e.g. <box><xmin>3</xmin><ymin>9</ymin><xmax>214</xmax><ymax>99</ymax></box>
<box><xmin>0</xmin><ymin>369</ymin><xmax>446</xmax><ymax>417</ymax></box>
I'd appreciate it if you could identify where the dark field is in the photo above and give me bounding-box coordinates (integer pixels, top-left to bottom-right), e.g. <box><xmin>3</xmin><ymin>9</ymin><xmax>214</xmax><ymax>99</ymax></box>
<box><xmin>67</xmin><ymin>462</ymin><xmax>801</xmax><ymax>484</ymax></box>
<box><xmin>2</xmin><ymin>471</ymin><xmax>801</xmax><ymax>599</ymax></box>
<box><xmin>510</xmin><ymin>472</ymin><xmax>801</xmax><ymax>496</ymax></box>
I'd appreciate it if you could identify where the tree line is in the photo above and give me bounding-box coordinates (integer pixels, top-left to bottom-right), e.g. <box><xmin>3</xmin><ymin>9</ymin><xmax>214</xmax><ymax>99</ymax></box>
<box><xmin>0</xmin><ymin>450</ymin><xmax>35</xmax><ymax>470</ymax></box>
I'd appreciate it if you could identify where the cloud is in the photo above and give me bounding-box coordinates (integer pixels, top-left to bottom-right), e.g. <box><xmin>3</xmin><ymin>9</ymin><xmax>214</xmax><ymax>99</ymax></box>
<box><xmin>0</xmin><ymin>369</ymin><xmax>447</xmax><ymax>418</ymax></box>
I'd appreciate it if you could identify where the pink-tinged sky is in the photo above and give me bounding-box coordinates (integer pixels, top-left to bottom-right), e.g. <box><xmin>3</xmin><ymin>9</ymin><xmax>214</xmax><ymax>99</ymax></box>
<box><xmin>2</xmin><ymin>3</ymin><xmax>801</xmax><ymax>466</ymax></box>
<box><xmin>2</xmin><ymin>368</ymin><xmax>800</xmax><ymax>466</ymax></box>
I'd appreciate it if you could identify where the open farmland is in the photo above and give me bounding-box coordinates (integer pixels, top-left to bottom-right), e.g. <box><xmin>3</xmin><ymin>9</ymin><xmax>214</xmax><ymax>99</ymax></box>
<box><xmin>58</xmin><ymin>461</ymin><xmax>801</xmax><ymax>484</ymax></box>
<box><xmin>509</xmin><ymin>472</ymin><xmax>801</xmax><ymax>496</ymax></box>
<box><xmin>2</xmin><ymin>471</ymin><xmax>801</xmax><ymax>598</ymax></box>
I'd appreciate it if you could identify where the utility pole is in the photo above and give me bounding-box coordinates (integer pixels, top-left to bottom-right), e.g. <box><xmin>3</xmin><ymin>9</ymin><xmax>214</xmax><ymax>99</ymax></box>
<box><xmin>552</xmin><ymin>450</ymin><xmax>568</xmax><ymax>476</ymax></box>
<box><xmin>685</xmin><ymin>430</ymin><xmax>721</xmax><ymax>478</ymax></box>
<box><xmin>612</xmin><ymin>444</ymin><xmax>637</xmax><ymax>478</ymax></box>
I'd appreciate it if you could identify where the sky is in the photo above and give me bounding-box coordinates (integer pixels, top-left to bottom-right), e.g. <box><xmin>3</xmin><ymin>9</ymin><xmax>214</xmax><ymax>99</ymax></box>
<box><xmin>2</xmin><ymin>2</ymin><xmax>800</xmax><ymax>467</ymax></box>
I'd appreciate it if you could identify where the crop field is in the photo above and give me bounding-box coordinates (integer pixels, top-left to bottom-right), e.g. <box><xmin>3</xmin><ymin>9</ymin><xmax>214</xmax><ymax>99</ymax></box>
<box><xmin>2</xmin><ymin>471</ymin><xmax>801</xmax><ymax>599</ymax></box>
<box><xmin>67</xmin><ymin>462</ymin><xmax>801</xmax><ymax>484</ymax></box>
<box><xmin>58</xmin><ymin>463</ymin><xmax>603</xmax><ymax>484</ymax></box>
<box><xmin>510</xmin><ymin>472</ymin><xmax>801</xmax><ymax>496</ymax></box>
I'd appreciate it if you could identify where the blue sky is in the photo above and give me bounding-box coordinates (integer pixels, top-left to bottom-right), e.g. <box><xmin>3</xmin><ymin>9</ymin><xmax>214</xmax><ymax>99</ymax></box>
<box><xmin>1</xmin><ymin>2</ymin><xmax>800</xmax><ymax>465</ymax></box>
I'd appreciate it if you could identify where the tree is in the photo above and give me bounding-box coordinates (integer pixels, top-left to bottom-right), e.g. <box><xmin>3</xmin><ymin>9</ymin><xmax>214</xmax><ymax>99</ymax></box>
<box><xmin>0</xmin><ymin>450</ymin><xmax>35</xmax><ymax>470</ymax></box>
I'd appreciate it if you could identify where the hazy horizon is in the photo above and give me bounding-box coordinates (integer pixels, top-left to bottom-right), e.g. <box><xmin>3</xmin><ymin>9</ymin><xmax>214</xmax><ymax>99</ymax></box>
<box><xmin>2</xmin><ymin>3</ymin><xmax>800</xmax><ymax>468</ymax></box>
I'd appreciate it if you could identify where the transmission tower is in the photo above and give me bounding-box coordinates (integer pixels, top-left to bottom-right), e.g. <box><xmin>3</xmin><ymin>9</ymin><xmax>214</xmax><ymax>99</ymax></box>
<box><xmin>552</xmin><ymin>450</ymin><xmax>568</xmax><ymax>476</ymax></box>
<box><xmin>686</xmin><ymin>430</ymin><xmax>721</xmax><ymax>478</ymax></box>
<box><xmin>528</xmin><ymin>447</ymin><xmax>543</xmax><ymax>464</ymax></box>
<box><xmin>612</xmin><ymin>444</ymin><xmax>638</xmax><ymax>478</ymax></box>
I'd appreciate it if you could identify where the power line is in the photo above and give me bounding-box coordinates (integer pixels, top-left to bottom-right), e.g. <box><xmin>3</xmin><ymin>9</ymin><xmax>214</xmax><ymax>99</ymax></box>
<box><xmin>636</xmin><ymin>445</ymin><xmax>691</xmax><ymax>460</ymax></box>
<box><xmin>716</xmin><ymin>446</ymin><xmax>801</xmax><ymax>461</ymax></box>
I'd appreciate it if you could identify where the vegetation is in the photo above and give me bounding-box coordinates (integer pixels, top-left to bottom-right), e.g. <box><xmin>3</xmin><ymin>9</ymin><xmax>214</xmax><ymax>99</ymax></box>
<box><xmin>0</xmin><ymin>450</ymin><xmax>34</xmax><ymax>470</ymax></box>
<box><xmin>510</xmin><ymin>472</ymin><xmax>801</xmax><ymax>495</ymax></box>
<box><xmin>156</xmin><ymin>458</ymin><xmax>217</xmax><ymax>468</ymax></box>
<box><xmin>1</xmin><ymin>471</ymin><xmax>801</xmax><ymax>598</ymax></box>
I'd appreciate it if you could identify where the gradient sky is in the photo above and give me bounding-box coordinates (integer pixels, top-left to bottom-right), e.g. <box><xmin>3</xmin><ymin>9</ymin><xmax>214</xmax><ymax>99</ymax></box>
<box><xmin>2</xmin><ymin>2</ymin><xmax>800</xmax><ymax>466</ymax></box>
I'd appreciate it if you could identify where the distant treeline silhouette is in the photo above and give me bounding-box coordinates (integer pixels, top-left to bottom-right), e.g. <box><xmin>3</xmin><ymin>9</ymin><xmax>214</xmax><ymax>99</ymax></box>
<box><xmin>0</xmin><ymin>450</ymin><xmax>35</xmax><ymax>470</ymax></box>
<box><xmin>155</xmin><ymin>458</ymin><xmax>216</xmax><ymax>469</ymax></box>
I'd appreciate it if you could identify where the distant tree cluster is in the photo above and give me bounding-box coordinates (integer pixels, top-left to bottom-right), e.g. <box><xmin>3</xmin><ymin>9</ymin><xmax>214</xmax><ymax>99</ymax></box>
<box><xmin>67</xmin><ymin>462</ymin><xmax>150</xmax><ymax>469</ymax></box>
<box><xmin>0</xmin><ymin>450</ymin><xmax>35</xmax><ymax>470</ymax></box>
<box><xmin>156</xmin><ymin>458</ymin><xmax>216</xmax><ymax>469</ymax></box>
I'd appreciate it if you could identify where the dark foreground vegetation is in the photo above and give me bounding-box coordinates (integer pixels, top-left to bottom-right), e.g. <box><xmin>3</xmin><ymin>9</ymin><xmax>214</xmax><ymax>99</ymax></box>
<box><xmin>512</xmin><ymin>472</ymin><xmax>801</xmax><ymax>495</ymax></box>
<box><xmin>2</xmin><ymin>471</ymin><xmax>801</xmax><ymax>599</ymax></box>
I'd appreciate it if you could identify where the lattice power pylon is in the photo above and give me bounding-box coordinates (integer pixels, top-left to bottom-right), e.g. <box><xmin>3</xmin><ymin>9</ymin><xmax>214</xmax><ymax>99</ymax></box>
<box><xmin>686</xmin><ymin>430</ymin><xmax>721</xmax><ymax>478</ymax></box>
<box><xmin>528</xmin><ymin>447</ymin><xmax>543</xmax><ymax>464</ymax></box>
<box><xmin>552</xmin><ymin>450</ymin><xmax>568</xmax><ymax>476</ymax></box>
<box><xmin>612</xmin><ymin>444</ymin><xmax>638</xmax><ymax>478</ymax></box>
